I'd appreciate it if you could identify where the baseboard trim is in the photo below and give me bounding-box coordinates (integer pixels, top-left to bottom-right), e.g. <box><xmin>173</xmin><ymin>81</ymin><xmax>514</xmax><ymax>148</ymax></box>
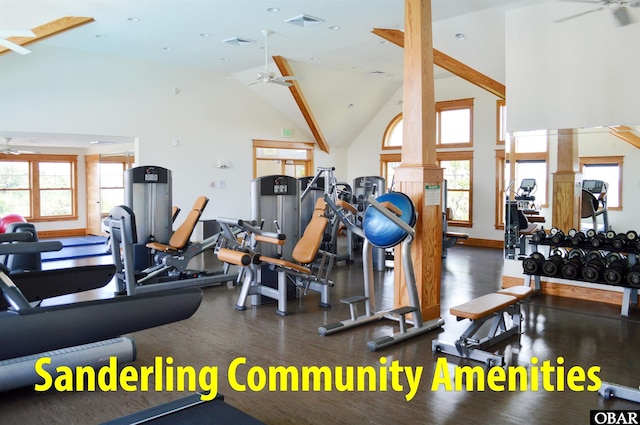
<box><xmin>501</xmin><ymin>275</ymin><xmax>636</xmax><ymax>306</ymax></box>
<box><xmin>456</xmin><ymin>238</ymin><xmax>503</xmax><ymax>249</ymax></box>
<box><xmin>38</xmin><ymin>228</ymin><xmax>87</xmax><ymax>239</ymax></box>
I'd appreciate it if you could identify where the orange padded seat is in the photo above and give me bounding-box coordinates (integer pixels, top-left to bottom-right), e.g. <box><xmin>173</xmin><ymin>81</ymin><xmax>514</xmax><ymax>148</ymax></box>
<box><xmin>146</xmin><ymin>196</ymin><xmax>209</xmax><ymax>253</ymax></box>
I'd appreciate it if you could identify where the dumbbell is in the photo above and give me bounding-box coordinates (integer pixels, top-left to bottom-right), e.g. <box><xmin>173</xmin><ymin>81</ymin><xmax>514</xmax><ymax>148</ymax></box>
<box><xmin>590</xmin><ymin>233</ymin><xmax>607</xmax><ymax>249</ymax></box>
<box><xmin>627</xmin><ymin>264</ymin><xmax>640</xmax><ymax>288</ymax></box>
<box><xmin>531</xmin><ymin>229</ymin><xmax>547</xmax><ymax>244</ymax></box>
<box><xmin>611</xmin><ymin>233</ymin><xmax>628</xmax><ymax>250</ymax></box>
<box><xmin>523</xmin><ymin>252</ymin><xmax>545</xmax><ymax>275</ymax></box>
<box><xmin>604</xmin><ymin>259</ymin><xmax>629</xmax><ymax>286</ymax></box>
<box><xmin>542</xmin><ymin>250</ymin><xmax>565</xmax><ymax>276</ymax></box>
<box><xmin>568</xmin><ymin>229</ymin><xmax>586</xmax><ymax>247</ymax></box>
<box><xmin>561</xmin><ymin>250</ymin><xmax>585</xmax><ymax>280</ymax></box>
<box><xmin>582</xmin><ymin>256</ymin><xmax>605</xmax><ymax>283</ymax></box>
<box><xmin>550</xmin><ymin>228</ymin><xmax>566</xmax><ymax>245</ymax></box>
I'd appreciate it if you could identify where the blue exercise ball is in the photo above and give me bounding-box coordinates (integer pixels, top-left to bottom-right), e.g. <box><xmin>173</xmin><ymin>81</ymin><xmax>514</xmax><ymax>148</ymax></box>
<box><xmin>363</xmin><ymin>192</ymin><xmax>416</xmax><ymax>248</ymax></box>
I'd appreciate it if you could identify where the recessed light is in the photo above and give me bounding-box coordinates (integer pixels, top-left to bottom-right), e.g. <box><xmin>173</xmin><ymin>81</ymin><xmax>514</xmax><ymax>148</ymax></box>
<box><xmin>220</xmin><ymin>57</ymin><xmax>230</xmax><ymax>61</ymax></box>
<box><xmin>127</xmin><ymin>17</ymin><xmax>140</xmax><ymax>22</ymax></box>
<box><xmin>200</xmin><ymin>33</ymin><xmax>212</xmax><ymax>38</ymax></box>
<box><xmin>95</xmin><ymin>34</ymin><xmax>106</xmax><ymax>38</ymax></box>
<box><xmin>328</xmin><ymin>25</ymin><xmax>341</xmax><ymax>31</ymax></box>
<box><xmin>455</xmin><ymin>33</ymin><xmax>466</xmax><ymax>41</ymax></box>
<box><xmin>309</xmin><ymin>56</ymin><xmax>318</xmax><ymax>61</ymax></box>
<box><xmin>163</xmin><ymin>46</ymin><xmax>173</xmax><ymax>51</ymax></box>
<box><xmin>266</xmin><ymin>7</ymin><xmax>280</xmax><ymax>13</ymax></box>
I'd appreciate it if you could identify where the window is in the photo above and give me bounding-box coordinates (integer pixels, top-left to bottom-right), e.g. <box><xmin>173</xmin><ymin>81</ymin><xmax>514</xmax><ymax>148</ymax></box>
<box><xmin>509</xmin><ymin>130</ymin><xmax>549</xmax><ymax>207</ymax></box>
<box><xmin>0</xmin><ymin>154</ymin><xmax>77</xmax><ymax>221</ymax></box>
<box><xmin>381</xmin><ymin>98</ymin><xmax>474</xmax><ymax>149</ymax></box>
<box><xmin>438</xmin><ymin>151</ymin><xmax>473</xmax><ymax>226</ymax></box>
<box><xmin>437</xmin><ymin>98</ymin><xmax>474</xmax><ymax>147</ymax></box>
<box><xmin>496</xmin><ymin>100</ymin><xmax>506</xmax><ymax>145</ymax></box>
<box><xmin>380</xmin><ymin>153</ymin><xmax>401</xmax><ymax>191</ymax></box>
<box><xmin>98</xmin><ymin>159</ymin><xmax>130</xmax><ymax>215</ymax></box>
<box><xmin>382</xmin><ymin>113</ymin><xmax>403</xmax><ymax>150</ymax></box>
<box><xmin>253</xmin><ymin>140</ymin><xmax>314</xmax><ymax>179</ymax></box>
<box><xmin>580</xmin><ymin>156</ymin><xmax>623</xmax><ymax>210</ymax></box>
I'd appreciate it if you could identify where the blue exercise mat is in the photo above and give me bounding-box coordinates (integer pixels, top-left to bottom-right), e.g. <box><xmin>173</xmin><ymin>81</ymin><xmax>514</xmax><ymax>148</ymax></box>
<box><xmin>41</xmin><ymin>240</ymin><xmax>109</xmax><ymax>262</ymax></box>
<box><xmin>57</xmin><ymin>235</ymin><xmax>108</xmax><ymax>247</ymax></box>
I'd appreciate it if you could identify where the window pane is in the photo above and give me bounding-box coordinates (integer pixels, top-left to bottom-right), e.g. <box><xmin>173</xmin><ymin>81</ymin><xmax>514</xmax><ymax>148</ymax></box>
<box><xmin>100</xmin><ymin>163</ymin><xmax>124</xmax><ymax>188</ymax></box>
<box><xmin>385</xmin><ymin>161</ymin><xmax>401</xmax><ymax>191</ymax></box>
<box><xmin>40</xmin><ymin>189</ymin><xmax>72</xmax><ymax>216</ymax></box>
<box><xmin>442</xmin><ymin>160</ymin><xmax>470</xmax><ymax>189</ymax></box>
<box><xmin>515</xmin><ymin>160</ymin><xmax>546</xmax><ymax>206</ymax></box>
<box><xmin>440</xmin><ymin>109</ymin><xmax>470</xmax><ymax>144</ymax></box>
<box><xmin>448</xmin><ymin>191</ymin><xmax>469</xmax><ymax>221</ymax></box>
<box><xmin>256</xmin><ymin>148</ymin><xmax>307</xmax><ymax>160</ymax></box>
<box><xmin>40</xmin><ymin>162</ymin><xmax>71</xmax><ymax>189</ymax></box>
<box><xmin>0</xmin><ymin>190</ymin><xmax>30</xmax><ymax>216</ymax></box>
<box><xmin>514</xmin><ymin>130</ymin><xmax>547</xmax><ymax>153</ymax></box>
<box><xmin>0</xmin><ymin>161</ymin><xmax>29</xmax><ymax>189</ymax></box>
<box><xmin>101</xmin><ymin>188</ymin><xmax>124</xmax><ymax>215</ymax></box>
<box><xmin>387</xmin><ymin>120</ymin><xmax>403</xmax><ymax>147</ymax></box>
<box><xmin>583</xmin><ymin>164</ymin><xmax>619</xmax><ymax>208</ymax></box>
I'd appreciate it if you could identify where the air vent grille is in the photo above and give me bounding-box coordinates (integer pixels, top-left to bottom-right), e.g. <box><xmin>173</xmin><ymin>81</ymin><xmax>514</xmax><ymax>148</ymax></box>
<box><xmin>221</xmin><ymin>37</ymin><xmax>256</xmax><ymax>46</ymax></box>
<box><xmin>285</xmin><ymin>14</ymin><xmax>324</xmax><ymax>27</ymax></box>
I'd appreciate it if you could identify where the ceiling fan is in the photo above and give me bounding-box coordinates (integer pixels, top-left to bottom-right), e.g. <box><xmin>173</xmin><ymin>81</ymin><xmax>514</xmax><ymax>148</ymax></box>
<box><xmin>1</xmin><ymin>138</ymin><xmax>37</xmax><ymax>155</ymax></box>
<box><xmin>0</xmin><ymin>29</ymin><xmax>36</xmax><ymax>55</ymax></box>
<box><xmin>248</xmin><ymin>30</ymin><xmax>297</xmax><ymax>87</ymax></box>
<box><xmin>556</xmin><ymin>0</ymin><xmax>640</xmax><ymax>26</ymax></box>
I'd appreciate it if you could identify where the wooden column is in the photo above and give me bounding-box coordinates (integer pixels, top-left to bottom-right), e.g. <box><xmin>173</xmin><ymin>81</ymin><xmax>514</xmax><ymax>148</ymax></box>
<box><xmin>393</xmin><ymin>0</ymin><xmax>442</xmax><ymax>321</ymax></box>
<box><xmin>552</xmin><ymin>129</ymin><xmax>582</xmax><ymax>231</ymax></box>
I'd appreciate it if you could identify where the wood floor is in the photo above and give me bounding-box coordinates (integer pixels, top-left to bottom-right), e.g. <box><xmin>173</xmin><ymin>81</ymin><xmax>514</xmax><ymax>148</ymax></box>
<box><xmin>2</xmin><ymin>245</ymin><xmax>640</xmax><ymax>424</ymax></box>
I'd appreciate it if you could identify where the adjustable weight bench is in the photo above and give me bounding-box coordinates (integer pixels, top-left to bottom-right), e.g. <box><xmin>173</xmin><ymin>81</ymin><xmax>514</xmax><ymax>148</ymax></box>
<box><xmin>432</xmin><ymin>286</ymin><xmax>533</xmax><ymax>366</ymax></box>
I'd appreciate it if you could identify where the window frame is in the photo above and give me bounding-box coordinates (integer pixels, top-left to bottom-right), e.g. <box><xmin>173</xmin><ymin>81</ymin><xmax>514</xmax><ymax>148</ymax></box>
<box><xmin>0</xmin><ymin>153</ymin><xmax>78</xmax><ymax>222</ymax></box>
<box><xmin>579</xmin><ymin>156</ymin><xmax>623</xmax><ymax>211</ymax></box>
<box><xmin>496</xmin><ymin>99</ymin><xmax>506</xmax><ymax>146</ymax></box>
<box><xmin>508</xmin><ymin>131</ymin><xmax>549</xmax><ymax>208</ymax></box>
<box><xmin>436</xmin><ymin>98</ymin><xmax>474</xmax><ymax>148</ymax></box>
<box><xmin>381</xmin><ymin>98</ymin><xmax>474</xmax><ymax>150</ymax></box>
<box><xmin>252</xmin><ymin>139</ymin><xmax>314</xmax><ymax>179</ymax></box>
<box><xmin>437</xmin><ymin>150</ymin><xmax>473</xmax><ymax>227</ymax></box>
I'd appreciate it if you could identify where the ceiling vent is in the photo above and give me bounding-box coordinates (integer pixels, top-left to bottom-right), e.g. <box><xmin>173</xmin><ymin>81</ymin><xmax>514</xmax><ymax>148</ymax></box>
<box><xmin>285</xmin><ymin>14</ymin><xmax>324</xmax><ymax>28</ymax></box>
<box><xmin>221</xmin><ymin>37</ymin><xmax>256</xmax><ymax>46</ymax></box>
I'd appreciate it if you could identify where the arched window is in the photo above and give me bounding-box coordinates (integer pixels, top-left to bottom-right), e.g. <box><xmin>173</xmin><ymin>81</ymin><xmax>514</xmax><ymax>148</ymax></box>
<box><xmin>382</xmin><ymin>113</ymin><xmax>403</xmax><ymax>149</ymax></box>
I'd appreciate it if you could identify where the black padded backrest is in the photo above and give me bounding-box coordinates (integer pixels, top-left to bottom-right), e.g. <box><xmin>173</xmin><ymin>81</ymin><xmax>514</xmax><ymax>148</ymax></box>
<box><xmin>3</xmin><ymin>222</ymin><xmax>41</xmax><ymax>272</ymax></box>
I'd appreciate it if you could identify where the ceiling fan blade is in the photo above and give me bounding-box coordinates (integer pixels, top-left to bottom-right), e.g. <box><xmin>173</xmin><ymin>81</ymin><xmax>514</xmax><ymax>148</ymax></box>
<box><xmin>554</xmin><ymin>6</ymin><xmax>604</xmax><ymax>22</ymax></box>
<box><xmin>0</xmin><ymin>38</ymin><xmax>31</xmax><ymax>55</ymax></box>
<box><xmin>612</xmin><ymin>6</ymin><xmax>634</xmax><ymax>25</ymax></box>
<box><xmin>271</xmin><ymin>79</ymin><xmax>293</xmax><ymax>87</ymax></box>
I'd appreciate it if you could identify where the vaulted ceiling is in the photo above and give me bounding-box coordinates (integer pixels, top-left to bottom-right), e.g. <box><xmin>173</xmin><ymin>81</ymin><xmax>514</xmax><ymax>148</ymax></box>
<box><xmin>2</xmin><ymin>0</ymin><xmax>635</xmax><ymax>149</ymax></box>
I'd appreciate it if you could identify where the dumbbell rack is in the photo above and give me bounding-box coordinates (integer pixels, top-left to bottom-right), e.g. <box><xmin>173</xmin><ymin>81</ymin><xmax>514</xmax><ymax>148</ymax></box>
<box><xmin>524</xmin><ymin>228</ymin><xmax>640</xmax><ymax>316</ymax></box>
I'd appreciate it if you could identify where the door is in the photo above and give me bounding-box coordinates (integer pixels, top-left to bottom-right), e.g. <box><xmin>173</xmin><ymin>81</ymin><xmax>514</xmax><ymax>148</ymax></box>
<box><xmin>85</xmin><ymin>155</ymin><xmax>103</xmax><ymax>235</ymax></box>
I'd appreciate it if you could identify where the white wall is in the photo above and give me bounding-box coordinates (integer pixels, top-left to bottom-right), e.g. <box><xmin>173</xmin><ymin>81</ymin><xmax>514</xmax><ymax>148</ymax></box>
<box><xmin>0</xmin><ymin>45</ymin><xmax>344</xmax><ymax>229</ymax></box>
<box><xmin>505</xmin><ymin>2</ymin><xmax>640</xmax><ymax>132</ymax></box>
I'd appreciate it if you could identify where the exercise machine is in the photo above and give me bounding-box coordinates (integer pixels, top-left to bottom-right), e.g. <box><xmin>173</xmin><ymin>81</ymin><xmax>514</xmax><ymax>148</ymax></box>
<box><xmin>102</xmin><ymin>392</ymin><xmax>265</xmax><ymax>424</ymax></box>
<box><xmin>353</xmin><ymin>176</ymin><xmax>386</xmax><ymax>270</ymax></box>
<box><xmin>216</xmin><ymin>202</ymin><xmax>335</xmax><ymax>315</ymax></box>
<box><xmin>124</xmin><ymin>166</ymin><xmax>173</xmax><ymax>270</ymax></box>
<box><xmin>318</xmin><ymin>192</ymin><xmax>444</xmax><ymax>351</ymax></box>
<box><xmin>105</xmin><ymin>205</ymin><xmax>237</xmax><ymax>295</ymax></box>
<box><xmin>301</xmin><ymin>168</ymin><xmax>355</xmax><ymax>264</ymax></box>
<box><xmin>0</xmin><ymin>239</ymin><xmax>202</xmax><ymax>391</ymax></box>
